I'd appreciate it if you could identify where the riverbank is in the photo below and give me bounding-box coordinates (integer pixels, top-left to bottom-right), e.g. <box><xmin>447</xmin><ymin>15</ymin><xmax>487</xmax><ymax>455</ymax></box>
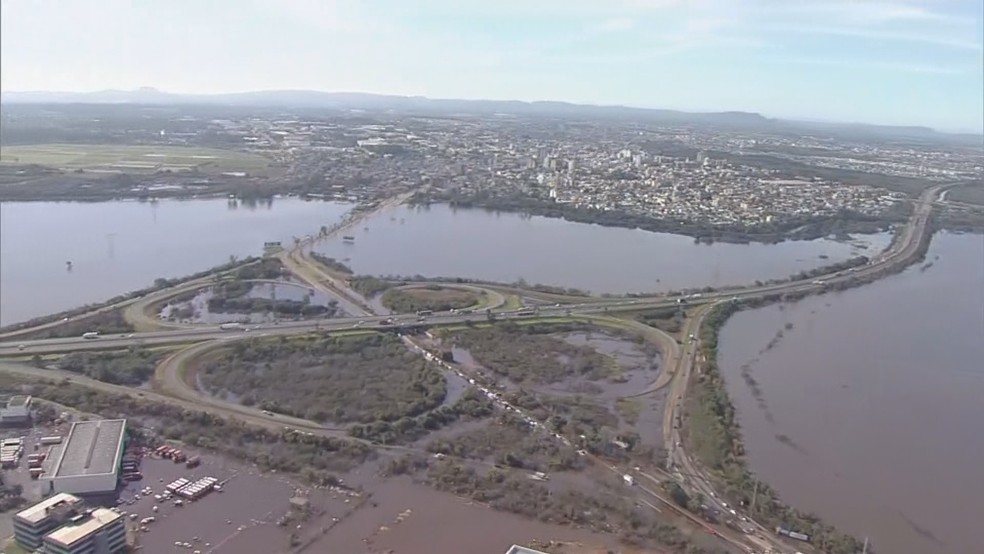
<box><xmin>682</xmin><ymin>221</ymin><xmax>935</xmax><ymax>553</ymax></box>
<box><xmin>716</xmin><ymin>231</ymin><xmax>984</xmax><ymax>554</ymax></box>
<box><xmin>412</xmin><ymin>191</ymin><xmax>910</xmax><ymax>245</ymax></box>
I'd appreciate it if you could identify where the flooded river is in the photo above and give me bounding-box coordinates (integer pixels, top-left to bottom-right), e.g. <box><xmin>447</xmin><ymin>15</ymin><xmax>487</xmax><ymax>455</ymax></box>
<box><xmin>0</xmin><ymin>198</ymin><xmax>352</xmax><ymax>326</ymax></box>
<box><xmin>717</xmin><ymin>231</ymin><xmax>984</xmax><ymax>554</ymax></box>
<box><xmin>2</xmin><ymin>199</ymin><xmax>890</xmax><ymax>327</ymax></box>
<box><xmin>313</xmin><ymin>203</ymin><xmax>889</xmax><ymax>294</ymax></box>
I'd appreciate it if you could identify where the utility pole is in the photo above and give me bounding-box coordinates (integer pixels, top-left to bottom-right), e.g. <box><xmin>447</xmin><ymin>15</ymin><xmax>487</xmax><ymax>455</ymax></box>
<box><xmin>106</xmin><ymin>232</ymin><xmax>117</xmax><ymax>259</ymax></box>
<box><xmin>751</xmin><ymin>480</ymin><xmax>759</xmax><ymax>510</ymax></box>
<box><xmin>861</xmin><ymin>537</ymin><xmax>869</xmax><ymax>554</ymax></box>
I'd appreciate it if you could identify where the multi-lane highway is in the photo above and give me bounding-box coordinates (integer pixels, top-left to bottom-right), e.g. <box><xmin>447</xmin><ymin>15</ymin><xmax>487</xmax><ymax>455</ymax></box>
<box><xmin>0</xmin><ymin>183</ymin><xmax>945</xmax><ymax>554</ymax></box>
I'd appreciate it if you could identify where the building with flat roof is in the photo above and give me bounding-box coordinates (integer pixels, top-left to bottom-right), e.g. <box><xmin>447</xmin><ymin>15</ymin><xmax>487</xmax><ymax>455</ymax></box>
<box><xmin>13</xmin><ymin>493</ymin><xmax>85</xmax><ymax>551</ymax></box>
<box><xmin>41</xmin><ymin>419</ymin><xmax>127</xmax><ymax>495</ymax></box>
<box><xmin>0</xmin><ymin>394</ymin><xmax>32</xmax><ymax>424</ymax></box>
<box><xmin>505</xmin><ymin>546</ymin><xmax>549</xmax><ymax>554</ymax></box>
<box><xmin>43</xmin><ymin>508</ymin><xmax>126</xmax><ymax>554</ymax></box>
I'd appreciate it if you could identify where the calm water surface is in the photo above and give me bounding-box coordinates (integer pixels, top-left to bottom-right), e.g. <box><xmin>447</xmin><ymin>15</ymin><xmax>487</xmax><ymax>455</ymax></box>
<box><xmin>718</xmin><ymin>232</ymin><xmax>984</xmax><ymax>554</ymax></box>
<box><xmin>312</xmin><ymin>204</ymin><xmax>890</xmax><ymax>294</ymax></box>
<box><xmin>0</xmin><ymin>198</ymin><xmax>351</xmax><ymax>325</ymax></box>
<box><xmin>2</xmin><ymin>199</ymin><xmax>891</xmax><ymax>327</ymax></box>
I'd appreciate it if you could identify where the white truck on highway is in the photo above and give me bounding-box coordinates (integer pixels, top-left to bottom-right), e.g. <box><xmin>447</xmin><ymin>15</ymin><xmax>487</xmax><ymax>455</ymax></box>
<box><xmin>81</xmin><ymin>332</ymin><xmax>99</xmax><ymax>339</ymax></box>
<box><xmin>219</xmin><ymin>323</ymin><xmax>242</xmax><ymax>331</ymax></box>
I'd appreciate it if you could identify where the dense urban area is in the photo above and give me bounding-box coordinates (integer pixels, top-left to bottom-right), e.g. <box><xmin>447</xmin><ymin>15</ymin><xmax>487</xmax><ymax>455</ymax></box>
<box><xmin>0</xmin><ymin>96</ymin><xmax>981</xmax><ymax>554</ymax></box>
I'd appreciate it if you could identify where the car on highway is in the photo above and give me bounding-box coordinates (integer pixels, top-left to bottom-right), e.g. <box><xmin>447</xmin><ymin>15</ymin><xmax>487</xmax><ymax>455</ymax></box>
<box><xmin>17</xmin><ymin>344</ymin><xmax>25</xmax><ymax>351</ymax></box>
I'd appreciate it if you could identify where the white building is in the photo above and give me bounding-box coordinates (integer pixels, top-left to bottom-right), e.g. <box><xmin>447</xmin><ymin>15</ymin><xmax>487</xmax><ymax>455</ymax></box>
<box><xmin>43</xmin><ymin>508</ymin><xmax>126</xmax><ymax>554</ymax></box>
<box><xmin>13</xmin><ymin>493</ymin><xmax>85</xmax><ymax>551</ymax></box>
<box><xmin>42</xmin><ymin>420</ymin><xmax>126</xmax><ymax>495</ymax></box>
<box><xmin>0</xmin><ymin>394</ymin><xmax>32</xmax><ymax>424</ymax></box>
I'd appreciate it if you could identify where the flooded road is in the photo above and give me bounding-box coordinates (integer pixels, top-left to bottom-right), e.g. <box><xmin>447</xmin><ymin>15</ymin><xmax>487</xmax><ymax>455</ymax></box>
<box><xmin>717</xmin><ymin>232</ymin><xmax>984</xmax><ymax>554</ymax></box>
<box><xmin>312</xmin><ymin>203</ymin><xmax>889</xmax><ymax>295</ymax></box>
<box><xmin>0</xmin><ymin>198</ymin><xmax>352</xmax><ymax>325</ymax></box>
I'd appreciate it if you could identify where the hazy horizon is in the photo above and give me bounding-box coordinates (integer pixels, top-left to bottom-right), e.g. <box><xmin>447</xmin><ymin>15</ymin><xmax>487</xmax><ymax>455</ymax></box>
<box><xmin>2</xmin><ymin>0</ymin><xmax>982</xmax><ymax>132</ymax></box>
<box><xmin>3</xmin><ymin>85</ymin><xmax>983</xmax><ymax>136</ymax></box>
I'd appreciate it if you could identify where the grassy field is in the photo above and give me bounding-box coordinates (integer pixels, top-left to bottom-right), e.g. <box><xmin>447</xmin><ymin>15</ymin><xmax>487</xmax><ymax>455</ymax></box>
<box><xmin>381</xmin><ymin>286</ymin><xmax>482</xmax><ymax>313</ymax></box>
<box><xmin>0</xmin><ymin>143</ymin><xmax>271</xmax><ymax>174</ymax></box>
<box><xmin>947</xmin><ymin>182</ymin><xmax>984</xmax><ymax>206</ymax></box>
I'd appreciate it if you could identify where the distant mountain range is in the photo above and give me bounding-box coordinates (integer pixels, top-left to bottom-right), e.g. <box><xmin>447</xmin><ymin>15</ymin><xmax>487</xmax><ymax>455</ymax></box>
<box><xmin>2</xmin><ymin>87</ymin><xmax>978</xmax><ymax>142</ymax></box>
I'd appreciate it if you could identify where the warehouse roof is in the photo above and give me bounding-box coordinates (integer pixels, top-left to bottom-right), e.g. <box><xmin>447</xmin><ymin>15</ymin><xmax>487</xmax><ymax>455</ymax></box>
<box><xmin>6</xmin><ymin>395</ymin><xmax>31</xmax><ymax>408</ymax></box>
<box><xmin>44</xmin><ymin>508</ymin><xmax>121</xmax><ymax>547</ymax></box>
<box><xmin>14</xmin><ymin>493</ymin><xmax>84</xmax><ymax>525</ymax></box>
<box><xmin>50</xmin><ymin>419</ymin><xmax>126</xmax><ymax>478</ymax></box>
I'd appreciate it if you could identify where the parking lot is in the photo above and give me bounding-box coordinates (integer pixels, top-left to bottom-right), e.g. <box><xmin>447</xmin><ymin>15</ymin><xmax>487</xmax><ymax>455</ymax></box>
<box><xmin>0</xmin><ymin>417</ymin><xmax>80</xmax><ymax>541</ymax></box>
<box><xmin>123</xmin><ymin>446</ymin><xmax>372</xmax><ymax>554</ymax></box>
<box><xmin>119</xmin><ymin>451</ymin><xmax>289</xmax><ymax>553</ymax></box>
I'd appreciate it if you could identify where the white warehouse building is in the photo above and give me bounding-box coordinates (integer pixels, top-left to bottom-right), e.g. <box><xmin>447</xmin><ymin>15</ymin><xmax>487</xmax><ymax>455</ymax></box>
<box><xmin>42</xmin><ymin>419</ymin><xmax>127</xmax><ymax>495</ymax></box>
<box><xmin>0</xmin><ymin>394</ymin><xmax>32</xmax><ymax>424</ymax></box>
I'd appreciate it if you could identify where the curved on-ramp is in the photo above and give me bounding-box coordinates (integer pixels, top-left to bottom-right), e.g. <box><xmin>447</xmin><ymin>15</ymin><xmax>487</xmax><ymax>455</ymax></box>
<box><xmin>153</xmin><ymin>339</ymin><xmax>348</xmax><ymax>437</ymax></box>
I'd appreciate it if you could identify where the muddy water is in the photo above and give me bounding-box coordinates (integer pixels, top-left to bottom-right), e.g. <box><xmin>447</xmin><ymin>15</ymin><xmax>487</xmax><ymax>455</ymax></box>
<box><xmin>125</xmin><ymin>455</ymin><xmax>297</xmax><ymax>554</ymax></box>
<box><xmin>559</xmin><ymin>332</ymin><xmax>660</xmax><ymax>397</ymax></box>
<box><xmin>0</xmin><ymin>198</ymin><xmax>352</xmax><ymax>325</ymax></box>
<box><xmin>717</xmin><ymin>232</ymin><xmax>984</xmax><ymax>554</ymax></box>
<box><xmin>311</xmin><ymin>476</ymin><xmax>617</xmax><ymax>553</ymax></box>
<box><xmin>451</xmin><ymin>331</ymin><xmax>668</xmax><ymax>448</ymax></box>
<box><xmin>441</xmin><ymin>370</ymin><xmax>470</xmax><ymax>408</ymax></box>
<box><xmin>311</xmin><ymin>203</ymin><xmax>890</xmax><ymax>295</ymax></box>
<box><xmin>160</xmin><ymin>281</ymin><xmax>339</xmax><ymax>324</ymax></box>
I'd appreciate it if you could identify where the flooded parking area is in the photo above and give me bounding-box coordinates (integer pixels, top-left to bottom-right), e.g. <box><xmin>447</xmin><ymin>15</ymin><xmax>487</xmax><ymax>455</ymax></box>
<box><xmin>123</xmin><ymin>451</ymin><xmax>370</xmax><ymax>554</ymax></box>
<box><xmin>306</xmin><ymin>477</ymin><xmax>618</xmax><ymax>554</ymax></box>
<box><xmin>121</xmin><ymin>455</ymin><xmax>292</xmax><ymax>553</ymax></box>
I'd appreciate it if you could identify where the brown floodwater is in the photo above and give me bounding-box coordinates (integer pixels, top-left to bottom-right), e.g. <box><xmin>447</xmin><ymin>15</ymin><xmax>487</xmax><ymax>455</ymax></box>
<box><xmin>717</xmin><ymin>232</ymin><xmax>984</xmax><ymax>554</ymax></box>
<box><xmin>309</xmin><ymin>476</ymin><xmax>619</xmax><ymax>553</ymax></box>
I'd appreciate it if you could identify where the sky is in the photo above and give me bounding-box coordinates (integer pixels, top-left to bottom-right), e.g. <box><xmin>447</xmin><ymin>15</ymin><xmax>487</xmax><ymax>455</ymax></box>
<box><xmin>1</xmin><ymin>0</ymin><xmax>982</xmax><ymax>132</ymax></box>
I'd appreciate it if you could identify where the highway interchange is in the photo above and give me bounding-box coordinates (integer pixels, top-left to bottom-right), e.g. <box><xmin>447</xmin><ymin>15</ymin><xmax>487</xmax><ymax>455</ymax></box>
<box><xmin>0</xmin><ymin>183</ymin><xmax>945</xmax><ymax>554</ymax></box>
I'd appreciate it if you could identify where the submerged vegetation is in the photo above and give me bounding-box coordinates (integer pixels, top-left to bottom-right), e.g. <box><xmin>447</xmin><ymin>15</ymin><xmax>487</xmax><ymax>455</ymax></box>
<box><xmin>199</xmin><ymin>334</ymin><xmax>446</xmax><ymax>424</ymax></box>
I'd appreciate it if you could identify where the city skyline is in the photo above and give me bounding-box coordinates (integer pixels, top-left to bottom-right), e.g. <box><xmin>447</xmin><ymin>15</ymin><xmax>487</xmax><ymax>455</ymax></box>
<box><xmin>2</xmin><ymin>0</ymin><xmax>982</xmax><ymax>132</ymax></box>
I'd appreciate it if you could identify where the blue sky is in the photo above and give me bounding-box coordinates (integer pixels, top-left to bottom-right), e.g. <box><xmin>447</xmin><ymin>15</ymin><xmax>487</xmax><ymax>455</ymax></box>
<box><xmin>2</xmin><ymin>0</ymin><xmax>982</xmax><ymax>132</ymax></box>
